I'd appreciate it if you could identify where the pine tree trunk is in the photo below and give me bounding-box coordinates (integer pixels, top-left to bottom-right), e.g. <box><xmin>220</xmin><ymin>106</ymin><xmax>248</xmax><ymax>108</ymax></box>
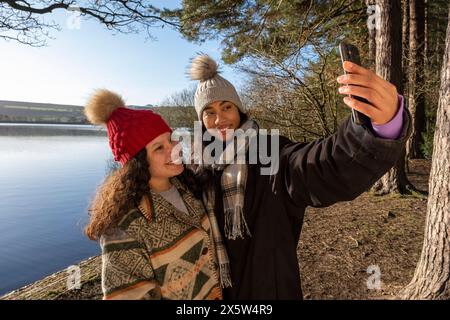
<box><xmin>366</xmin><ymin>0</ymin><xmax>377</xmax><ymax>67</ymax></box>
<box><xmin>402</xmin><ymin>0</ymin><xmax>411</xmax><ymax>173</ymax></box>
<box><xmin>375</xmin><ymin>0</ymin><xmax>403</xmax><ymax>89</ymax></box>
<box><xmin>407</xmin><ymin>0</ymin><xmax>426</xmax><ymax>159</ymax></box>
<box><xmin>371</xmin><ymin>0</ymin><xmax>414</xmax><ymax>195</ymax></box>
<box><xmin>402</xmin><ymin>0</ymin><xmax>410</xmax><ymax>78</ymax></box>
<box><xmin>401</xmin><ymin>7</ymin><xmax>450</xmax><ymax>299</ymax></box>
<box><xmin>424</xmin><ymin>0</ymin><xmax>428</xmax><ymax>65</ymax></box>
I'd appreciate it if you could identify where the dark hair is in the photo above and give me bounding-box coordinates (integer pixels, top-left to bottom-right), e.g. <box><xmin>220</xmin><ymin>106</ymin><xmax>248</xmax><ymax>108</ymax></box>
<box><xmin>239</xmin><ymin>111</ymin><xmax>248</xmax><ymax>124</ymax></box>
<box><xmin>85</xmin><ymin>148</ymin><xmax>206</xmax><ymax>240</ymax></box>
<box><xmin>85</xmin><ymin>149</ymin><xmax>150</xmax><ymax>240</ymax></box>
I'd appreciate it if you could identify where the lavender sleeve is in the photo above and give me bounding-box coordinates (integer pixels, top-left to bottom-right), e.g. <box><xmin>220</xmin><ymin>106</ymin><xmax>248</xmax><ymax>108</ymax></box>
<box><xmin>371</xmin><ymin>94</ymin><xmax>404</xmax><ymax>140</ymax></box>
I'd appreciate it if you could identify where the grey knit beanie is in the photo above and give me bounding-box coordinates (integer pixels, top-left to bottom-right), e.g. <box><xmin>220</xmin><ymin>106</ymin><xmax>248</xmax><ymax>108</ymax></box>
<box><xmin>189</xmin><ymin>55</ymin><xmax>244</xmax><ymax>120</ymax></box>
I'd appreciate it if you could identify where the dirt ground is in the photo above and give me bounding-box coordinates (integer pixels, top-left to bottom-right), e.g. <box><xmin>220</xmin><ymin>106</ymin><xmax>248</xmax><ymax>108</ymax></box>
<box><xmin>298</xmin><ymin>159</ymin><xmax>430</xmax><ymax>299</ymax></box>
<box><xmin>55</xmin><ymin>159</ymin><xmax>431</xmax><ymax>300</ymax></box>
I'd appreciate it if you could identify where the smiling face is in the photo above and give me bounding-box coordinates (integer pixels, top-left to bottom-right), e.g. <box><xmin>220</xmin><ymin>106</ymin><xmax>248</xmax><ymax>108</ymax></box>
<box><xmin>145</xmin><ymin>132</ymin><xmax>184</xmax><ymax>181</ymax></box>
<box><xmin>202</xmin><ymin>101</ymin><xmax>241</xmax><ymax>141</ymax></box>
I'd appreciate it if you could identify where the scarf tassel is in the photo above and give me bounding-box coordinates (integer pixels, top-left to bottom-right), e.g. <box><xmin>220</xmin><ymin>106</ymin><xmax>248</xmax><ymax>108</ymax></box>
<box><xmin>224</xmin><ymin>205</ymin><xmax>252</xmax><ymax>240</ymax></box>
<box><xmin>218</xmin><ymin>262</ymin><xmax>233</xmax><ymax>288</ymax></box>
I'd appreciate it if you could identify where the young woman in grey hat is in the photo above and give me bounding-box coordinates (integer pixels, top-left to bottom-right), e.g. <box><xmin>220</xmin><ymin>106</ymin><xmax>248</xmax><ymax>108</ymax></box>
<box><xmin>187</xmin><ymin>54</ymin><xmax>411</xmax><ymax>299</ymax></box>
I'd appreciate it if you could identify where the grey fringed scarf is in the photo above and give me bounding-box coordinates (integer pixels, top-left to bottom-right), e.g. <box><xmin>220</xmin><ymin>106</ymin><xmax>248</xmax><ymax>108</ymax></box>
<box><xmin>209</xmin><ymin>119</ymin><xmax>257</xmax><ymax>240</ymax></box>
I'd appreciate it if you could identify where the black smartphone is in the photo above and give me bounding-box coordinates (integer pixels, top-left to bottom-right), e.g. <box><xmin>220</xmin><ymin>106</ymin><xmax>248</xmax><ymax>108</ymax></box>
<box><xmin>338</xmin><ymin>42</ymin><xmax>370</xmax><ymax>126</ymax></box>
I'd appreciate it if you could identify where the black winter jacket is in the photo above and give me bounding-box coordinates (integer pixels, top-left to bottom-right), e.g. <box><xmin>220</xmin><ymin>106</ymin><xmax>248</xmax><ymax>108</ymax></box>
<box><xmin>211</xmin><ymin>111</ymin><xmax>412</xmax><ymax>300</ymax></box>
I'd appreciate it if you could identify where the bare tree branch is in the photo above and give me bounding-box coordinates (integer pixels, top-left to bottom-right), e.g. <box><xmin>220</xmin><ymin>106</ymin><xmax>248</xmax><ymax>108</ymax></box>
<box><xmin>0</xmin><ymin>0</ymin><xmax>180</xmax><ymax>46</ymax></box>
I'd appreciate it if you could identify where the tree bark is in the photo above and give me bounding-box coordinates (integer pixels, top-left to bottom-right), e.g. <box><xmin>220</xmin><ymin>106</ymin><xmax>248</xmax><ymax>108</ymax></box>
<box><xmin>401</xmin><ymin>6</ymin><xmax>450</xmax><ymax>299</ymax></box>
<box><xmin>424</xmin><ymin>0</ymin><xmax>428</xmax><ymax>65</ymax></box>
<box><xmin>371</xmin><ymin>0</ymin><xmax>415</xmax><ymax>195</ymax></box>
<box><xmin>402</xmin><ymin>0</ymin><xmax>410</xmax><ymax>79</ymax></box>
<box><xmin>402</xmin><ymin>0</ymin><xmax>412</xmax><ymax>173</ymax></box>
<box><xmin>366</xmin><ymin>0</ymin><xmax>377</xmax><ymax>68</ymax></box>
<box><xmin>375</xmin><ymin>0</ymin><xmax>403</xmax><ymax>101</ymax></box>
<box><xmin>407</xmin><ymin>0</ymin><xmax>426</xmax><ymax>159</ymax></box>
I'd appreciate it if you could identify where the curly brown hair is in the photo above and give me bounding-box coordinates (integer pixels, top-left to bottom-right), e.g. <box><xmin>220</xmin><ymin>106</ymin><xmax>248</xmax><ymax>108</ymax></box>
<box><xmin>85</xmin><ymin>149</ymin><xmax>150</xmax><ymax>241</ymax></box>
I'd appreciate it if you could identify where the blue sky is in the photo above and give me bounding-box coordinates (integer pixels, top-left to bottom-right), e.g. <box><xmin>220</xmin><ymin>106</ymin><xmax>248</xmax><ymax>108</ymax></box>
<box><xmin>0</xmin><ymin>0</ymin><xmax>243</xmax><ymax>106</ymax></box>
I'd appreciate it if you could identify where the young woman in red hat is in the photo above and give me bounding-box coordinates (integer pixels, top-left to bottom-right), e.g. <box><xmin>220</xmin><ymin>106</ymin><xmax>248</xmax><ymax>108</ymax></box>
<box><xmin>84</xmin><ymin>89</ymin><xmax>229</xmax><ymax>300</ymax></box>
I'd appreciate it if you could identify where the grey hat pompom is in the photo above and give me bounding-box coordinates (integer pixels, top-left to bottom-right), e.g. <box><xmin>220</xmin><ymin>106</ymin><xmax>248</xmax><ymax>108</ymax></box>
<box><xmin>189</xmin><ymin>54</ymin><xmax>219</xmax><ymax>81</ymax></box>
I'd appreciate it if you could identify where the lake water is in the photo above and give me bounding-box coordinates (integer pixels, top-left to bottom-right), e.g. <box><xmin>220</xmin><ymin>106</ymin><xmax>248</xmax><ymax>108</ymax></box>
<box><xmin>0</xmin><ymin>123</ymin><xmax>111</xmax><ymax>295</ymax></box>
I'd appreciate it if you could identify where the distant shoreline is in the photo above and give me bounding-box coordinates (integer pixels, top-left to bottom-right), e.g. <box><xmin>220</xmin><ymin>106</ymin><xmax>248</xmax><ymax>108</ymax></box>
<box><xmin>0</xmin><ymin>121</ymin><xmax>92</xmax><ymax>126</ymax></box>
<box><xmin>0</xmin><ymin>100</ymin><xmax>197</xmax><ymax>128</ymax></box>
<box><xmin>0</xmin><ymin>122</ymin><xmax>107</xmax><ymax>136</ymax></box>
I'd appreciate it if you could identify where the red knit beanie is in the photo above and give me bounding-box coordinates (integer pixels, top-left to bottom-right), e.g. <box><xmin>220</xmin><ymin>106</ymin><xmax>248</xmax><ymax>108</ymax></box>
<box><xmin>84</xmin><ymin>89</ymin><xmax>172</xmax><ymax>165</ymax></box>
